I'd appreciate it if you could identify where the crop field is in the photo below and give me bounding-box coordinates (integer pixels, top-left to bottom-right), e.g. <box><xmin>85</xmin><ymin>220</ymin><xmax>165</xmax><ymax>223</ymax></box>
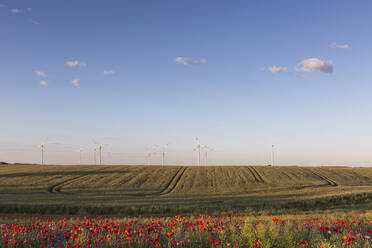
<box><xmin>1</xmin><ymin>165</ymin><xmax>372</xmax><ymax>214</ymax></box>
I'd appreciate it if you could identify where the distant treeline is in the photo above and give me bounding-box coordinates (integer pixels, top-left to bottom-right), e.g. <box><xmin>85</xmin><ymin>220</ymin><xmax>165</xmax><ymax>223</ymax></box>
<box><xmin>0</xmin><ymin>162</ymin><xmax>38</xmax><ymax>165</ymax></box>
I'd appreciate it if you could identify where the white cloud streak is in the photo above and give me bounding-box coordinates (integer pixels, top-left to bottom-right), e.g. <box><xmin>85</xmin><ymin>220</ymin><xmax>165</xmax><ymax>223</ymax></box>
<box><xmin>104</xmin><ymin>69</ymin><xmax>116</xmax><ymax>75</ymax></box>
<box><xmin>31</xmin><ymin>19</ymin><xmax>40</xmax><ymax>25</ymax></box>
<box><xmin>330</xmin><ymin>42</ymin><xmax>350</xmax><ymax>49</ymax></box>
<box><xmin>269</xmin><ymin>66</ymin><xmax>287</xmax><ymax>73</ymax></box>
<box><xmin>296</xmin><ymin>58</ymin><xmax>333</xmax><ymax>74</ymax></box>
<box><xmin>174</xmin><ymin>57</ymin><xmax>207</xmax><ymax>66</ymax></box>
<box><xmin>71</xmin><ymin>79</ymin><xmax>79</xmax><ymax>87</ymax></box>
<box><xmin>65</xmin><ymin>60</ymin><xmax>87</xmax><ymax>67</ymax></box>
<box><xmin>34</xmin><ymin>71</ymin><xmax>47</xmax><ymax>77</ymax></box>
<box><xmin>11</xmin><ymin>8</ymin><xmax>22</xmax><ymax>14</ymax></box>
<box><xmin>40</xmin><ymin>81</ymin><xmax>48</xmax><ymax>86</ymax></box>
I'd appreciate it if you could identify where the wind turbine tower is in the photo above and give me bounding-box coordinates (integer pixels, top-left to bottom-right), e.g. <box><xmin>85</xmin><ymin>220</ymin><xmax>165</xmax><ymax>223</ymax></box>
<box><xmin>271</xmin><ymin>145</ymin><xmax>275</xmax><ymax>166</ymax></box>
<box><xmin>39</xmin><ymin>139</ymin><xmax>47</xmax><ymax>165</ymax></box>
<box><xmin>99</xmin><ymin>145</ymin><xmax>102</xmax><ymax>165</ymax></box>
<box><xmin>40</xmin><ymin>144</ymin><xmax>45</xmax><ymax>165</ymax></box>
<box><xmin>204</xmin><ymin>146</ymin><xmax>213</xmax><ymax>166</ymax></box>
<box><xmin>93</xmin><ymin>148</ymin><xmax>97</xmax><ymax>165</ymax></box>
<box><xmin>160</xmin><ymin>144</ymin><xmax>168</xmax><ymax>167</ymax></box>
<box><xmin>93</xmin><ymin>140</ymin><xmax>108</xmax><ymax>165</ymax></box>
<box><xmin>79</xmin><ymin>148</ymin><xmax>83</xmax><ymax>164</ymax></box>
<box><xmin>193</xmin><ymin>137</ymin><xmax>202</xmax><ymax>166</ymax></box>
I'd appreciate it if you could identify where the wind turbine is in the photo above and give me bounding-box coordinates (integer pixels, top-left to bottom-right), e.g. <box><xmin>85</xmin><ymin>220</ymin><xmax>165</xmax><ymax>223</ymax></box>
<box><xmin>156</xmin><ymin>144</ymin><xmax>168</xmax><ymax>167</ymax></box>
<box><xmin>203</xmin><ymin>146</ymin><xmax>213</xmax><ymax>166</ymax></box>
<box><xmin>93</xmin><ymin>148</ymin><xmax>97</xmax><ymax>165</ymax></box>
<box><xmin>93</xmin><ymin>140</ymin><xmax>109</xmax><ymax>165</ymax></box>
<box><xmin>145</xmin><ymin>145</ymin><xmax>158</xmax><ymax>166</ymax></box>
<box><xmin>79</xmin><ymin>147</ymin><xmax>83</xmax><ymax>164</ymax></box>
<box><xmin>193</xmin><ymin>137</ymin><xmax>202</xmax><ymax>166</ymax></box>
<box><xmin>39</xmin><ymin>138</ymin><xmax>48</xmax><ymax>165</ymax></box>
<box><xmin>271</xmin><ymin>145</ymin><xmax>275</xmax><ymax>166</ymax></box>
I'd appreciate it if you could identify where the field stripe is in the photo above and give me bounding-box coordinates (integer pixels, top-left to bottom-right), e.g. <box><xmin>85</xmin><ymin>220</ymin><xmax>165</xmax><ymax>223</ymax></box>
<box><xmin>160</xmin><ymin>167</ymin><xmax>187</xmax><ymax>195</ymax></box>
<box><xmin>47</xmin><ymin>167</ymin><xmax>109</xmax><ymax>193</ymax></box>
<box><xmin>246</xmin><ymin>167</ymin><xmax>260</xmax><ymax>182</ymax></box>
<box><xmin>302</xmin><ymin>168</ymin><xmax>338</xmax><ymax>186</ymax></box>
<box><xmin>251</xmin><ymin>166</ymin><xmax>265</xmax><ymax>183</ymax></box>
<box><xmin>247</xmin><ymin>166</ymin><xmax>265</xmax><ymax>183</ymax></box>
<box><xmin>111</xmin><ymin>167</ymin><xmax>187</xmax><ymax>197</ymax></box>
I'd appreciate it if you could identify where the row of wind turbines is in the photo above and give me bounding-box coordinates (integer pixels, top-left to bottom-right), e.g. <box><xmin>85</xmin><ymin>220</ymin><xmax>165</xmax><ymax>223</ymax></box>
<box><xmin>39</xmin><ymin>139</ymin><xmax>111</xmax><ymax>166</ymax></box>
<box><xmin>144</xmin><ymin>137</ymin><xmax>215</xmax><ymax>167</ymax></box>
<box><xmin>38</xmin><ymin>137</ymin><xmax>276</xmax><ymax>166</ymax></box>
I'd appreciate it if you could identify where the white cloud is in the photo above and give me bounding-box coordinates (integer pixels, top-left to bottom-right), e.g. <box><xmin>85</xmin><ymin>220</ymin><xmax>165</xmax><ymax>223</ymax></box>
<box><xmin>174</xmin><ymin>57</ymin><xmax>207</xmax><ymax>66</ymax></box>
<box><xmin>40</xmin><ymin>81</ymin><xmax>48</xmax><ymax>86</ymax></box>
<box><xmin>65</xmin><ymin>60</ymin><xmax>87</xmax><ymax>67</ymax></box>
<box><xmin>11</xmin><ymin>8</ymin><xmax>22</xmax><ymax>14</ymax></box>
<box><xmin>71</xmin><ymin>79</ymin><xmax>79</xmax><ymax>87</ymax></box>
<box><xmin>330</xmin><ymin>42</ymin><xmax>350</xmax><ymax>49</ymax></box>
<box><xmin>104</xmin><ymin>69</ymin><xmax>116</xmax><ymax>75</ymax></box>
<box><xmin>34</xmin><ymin>71</ymin><xmax>47</xmax><ymax>77</ymax></box>
<box><xmin>269</xmin><ymin>66</ymin><xmax>287</xmax><ymax>73</ymax></box>
<box><xmin>31</xmin><ymin>19</ymin><xmax>40</xmax><ymax>25</ymax></box>
<box><xmin>27</xmin><ymin>8</ymin><xmax>32</xmax><ymax>12</ymax></box>
<box><xmin>296</xmin><ymin>58</ymin><xmax>333</xmax><ymax>74</ymax></box>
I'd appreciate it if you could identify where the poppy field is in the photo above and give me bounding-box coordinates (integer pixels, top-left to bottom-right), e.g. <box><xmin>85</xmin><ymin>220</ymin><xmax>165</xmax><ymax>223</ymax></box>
<box><xmin>0</xmin><ymin>213</ymin><xmax>371</xmax><ymax>248</ymax></box>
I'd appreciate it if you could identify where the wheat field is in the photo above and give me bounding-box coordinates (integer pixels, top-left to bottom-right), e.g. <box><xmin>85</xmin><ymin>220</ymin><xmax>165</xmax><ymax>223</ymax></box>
<box><xmin>1</xmin><ymin>164</ymin><xmax>372</xmax><ymax>214</ymax></box>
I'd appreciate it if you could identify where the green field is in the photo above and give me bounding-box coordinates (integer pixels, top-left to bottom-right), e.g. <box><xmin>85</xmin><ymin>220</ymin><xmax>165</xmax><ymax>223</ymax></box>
<box><xmin>1</xmin><ymin>164</ymin><xmax>372</xmax><ymax>214</ymax></box>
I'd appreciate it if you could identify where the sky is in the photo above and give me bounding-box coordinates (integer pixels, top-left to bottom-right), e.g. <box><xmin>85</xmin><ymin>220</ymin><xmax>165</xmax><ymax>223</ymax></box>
<box><xmin>1</xmin><ymin>0</ymin><xmax>372</xmax><ymax>166</ymax></box>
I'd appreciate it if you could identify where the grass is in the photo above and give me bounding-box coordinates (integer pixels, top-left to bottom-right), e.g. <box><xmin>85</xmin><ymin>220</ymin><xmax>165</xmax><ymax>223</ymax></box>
<box><xmin>0</xmin><ymin>165</ymin><xmax>372</xmax><ymax>215</ymax></box>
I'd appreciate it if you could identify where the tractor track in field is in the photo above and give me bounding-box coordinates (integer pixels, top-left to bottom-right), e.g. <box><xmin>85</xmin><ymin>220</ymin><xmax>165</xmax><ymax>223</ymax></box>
<box><xmin>301</xmin><ymin>168</ymin><xmax>338</xmax><ymax>187</ymax></box>
<box><xmin>251</xmin><ymin>167</ymin><xmax>265</xmax><ymax>183</ymax></box>
<box><xmin>247</xmin><ymin>166</ymin><xmax>265</xmax><ymax>183</ymax></box>
<box><xmin>121</xmin><ymin>167</ymin><xmax>188</xmax><ymax>197</ymax></box>
<box><xmin>47</xmin><ymin>167</ymin><xmax>109</xmax><ymax>193</ymax></box>
<box><xmin>160</xmin><ymin>167</ymin><xmax>187</xmax><ymax>195</ymax></box>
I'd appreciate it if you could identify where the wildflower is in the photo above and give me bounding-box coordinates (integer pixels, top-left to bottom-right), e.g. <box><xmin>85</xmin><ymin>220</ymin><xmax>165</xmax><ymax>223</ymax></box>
<box><xmin>253</xmin><ymin>241</ymin><xmax>262</xmax><ymax>247</ymax></box>
<box><xmin>298</xmin><ymin>240</ymin><xmax>309</xmax><ymax>245</ymax></box>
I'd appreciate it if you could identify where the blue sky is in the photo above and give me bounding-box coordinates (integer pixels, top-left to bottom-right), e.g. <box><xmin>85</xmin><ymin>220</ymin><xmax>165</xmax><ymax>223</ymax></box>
<box><xmin>1</xmin><ymin>0</ymin><xmax>372</xmax><ymax>165</ymax></box>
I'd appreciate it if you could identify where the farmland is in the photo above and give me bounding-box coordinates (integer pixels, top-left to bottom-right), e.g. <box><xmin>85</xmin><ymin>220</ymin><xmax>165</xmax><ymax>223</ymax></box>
<box><xmin>1</xmin><ymin>165</ymin><xmax>372</xmax><ymax>214</ymax></box>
